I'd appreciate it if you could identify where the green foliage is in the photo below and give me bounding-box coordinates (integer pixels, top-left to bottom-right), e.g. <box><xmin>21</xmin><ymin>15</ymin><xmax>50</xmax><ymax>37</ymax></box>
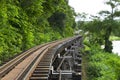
<box><xmin>86</xmin><ymin>44</ymin><xmax>120</xmax><ymax>80</ymax></box>
<box><xmin>48</xmin><ymin>11</ymin><xmax>66</xmax><ymax>29</ymax></box>
<box><xmin>99</xmin><ymin>0</ymin><xmax>120</xmax><ymax>52</ymax></box>
<box><xmin>110</xmin><ymin>36</ymin><xmax>120</xmax><ymax>40</ymax></box>
<box><xmin>0</xmin><ymin>0</ymin><xmax>75</xmax><ymax>64</ymax></box>
<box><xmin>77</xmin><ymin>0</ymin><xmax>120</xmax><ymax>53</ymax></box>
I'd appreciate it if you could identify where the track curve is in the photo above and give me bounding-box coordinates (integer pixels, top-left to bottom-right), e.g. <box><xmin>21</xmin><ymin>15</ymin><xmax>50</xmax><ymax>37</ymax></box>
<box><xmin>0</xmin><ymin>36</ymin><xmax>82</xmax><ymax>80</ymax></box>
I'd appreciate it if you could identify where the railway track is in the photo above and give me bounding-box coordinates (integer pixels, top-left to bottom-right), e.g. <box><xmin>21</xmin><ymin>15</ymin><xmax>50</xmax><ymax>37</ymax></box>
<box><xmin>0</xmin><ymin>36</ymin><xmax>83</xmax><ymax>80</ymax></box>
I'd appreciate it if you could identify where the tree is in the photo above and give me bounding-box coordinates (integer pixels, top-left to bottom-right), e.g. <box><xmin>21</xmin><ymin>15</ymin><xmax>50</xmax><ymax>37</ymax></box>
<box><xmin>0</xmin><ymin>0</ymin><xmax>76</xmax><ymax>63</ymax></box>
<box><xmin>99</xmin><ymin>0</ymin><xmax>120</xmax><ymax>52</ymax></box>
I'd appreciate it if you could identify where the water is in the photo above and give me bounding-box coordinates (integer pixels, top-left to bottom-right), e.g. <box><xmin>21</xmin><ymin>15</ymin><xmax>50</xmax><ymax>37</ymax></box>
<box><xmin>112</xmin><ymin>41</ymin><xmax>120</xmax><ymax>55</ymax></box>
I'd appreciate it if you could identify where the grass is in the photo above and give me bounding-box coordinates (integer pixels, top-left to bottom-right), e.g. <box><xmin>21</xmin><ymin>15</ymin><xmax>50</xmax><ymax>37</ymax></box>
<box><xmin>110</xmin><ymin>36</ymin><xmax>120</xmax><ymax>41</ymax></box>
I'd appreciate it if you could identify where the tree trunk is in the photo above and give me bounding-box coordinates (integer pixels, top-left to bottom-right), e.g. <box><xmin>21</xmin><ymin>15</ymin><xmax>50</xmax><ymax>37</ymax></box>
<box><xmin>104</xmin><ymin>3</ymin><xmax>113</xmax><ymax>53</ymax></box>
<box><xmin>104</xmin><ymin>26</ymin><xmax>112</xmax><ymax>53</ymax></box>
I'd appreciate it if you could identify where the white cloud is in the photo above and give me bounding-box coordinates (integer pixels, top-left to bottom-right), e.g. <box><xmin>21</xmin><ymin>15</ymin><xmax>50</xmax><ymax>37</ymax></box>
<box><xmin>69</xmin><ymin>0</ymin><xmax>111</xmax><ymax>15</ymax></box>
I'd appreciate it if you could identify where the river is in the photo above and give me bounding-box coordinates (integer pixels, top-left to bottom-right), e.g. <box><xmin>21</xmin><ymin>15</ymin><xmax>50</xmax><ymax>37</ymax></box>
<box><xmin>112</xmin><ymin>41</ymin><xmax>120</xmax><ymax>55</ymax></box>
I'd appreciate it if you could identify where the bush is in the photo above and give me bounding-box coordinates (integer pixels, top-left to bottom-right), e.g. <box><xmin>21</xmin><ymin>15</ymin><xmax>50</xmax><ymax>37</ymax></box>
<box><xmin>86</xmin><ymin>45</ymin><xmax>120</xmax><ymax>80</ymax></box>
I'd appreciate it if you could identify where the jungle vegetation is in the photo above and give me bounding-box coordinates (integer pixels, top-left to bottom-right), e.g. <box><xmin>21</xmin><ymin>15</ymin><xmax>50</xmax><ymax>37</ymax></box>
<box><xmin>76</xmin><ymin>0</ymin><xmax>120</xmax><ymax>80</ymax></box>
<box><xmin>0</xmin><ymin>0</ymin><xmax>76</xmax><ymax>64</ymax></box>
<box><xmin>0</xmin><ymin>0</ymin><xmax>120</xmax><ymax>79</ymax></box>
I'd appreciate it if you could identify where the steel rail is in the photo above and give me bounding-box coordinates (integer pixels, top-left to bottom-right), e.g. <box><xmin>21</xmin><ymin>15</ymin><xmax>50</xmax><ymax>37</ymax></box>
<box><xmin>0</xmin><ymin>35</ymin><xmax>82</xmax><ymax>80</ymax></box>
<box><xmin>28</xmin><ymin>36</ymin><xmax>82</xmax><ymax>80</ymax></box>
<box><xmin>0</xmin><ymin>44</ymin><xmax>45</xmax><ymax>78</ymax></box>
<box><xmin>16</xmin><ymin>39</ymin><xmax>67</xmax><ymax>80</ymax></box>
<box><xmin>0</xmin><ymin>38</ymin><xmax>61</xmax><ymax>78</ymax></box>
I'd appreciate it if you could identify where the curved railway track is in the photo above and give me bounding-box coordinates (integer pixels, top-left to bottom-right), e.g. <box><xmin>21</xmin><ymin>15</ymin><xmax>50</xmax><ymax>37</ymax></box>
<box><xmin>0</xmin><ymin>36</ymin><xmax>82</xmax><ymax>80</ymax></box>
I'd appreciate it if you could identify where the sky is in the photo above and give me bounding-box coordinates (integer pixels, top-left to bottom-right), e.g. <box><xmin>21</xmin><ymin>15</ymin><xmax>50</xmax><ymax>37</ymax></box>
<box><xmin>69</xmin><ymin>0</ymin><xmax>111</xmax><ymax>16</ymax></box>
<box><xmin>69</xmin><ymin>0</ymin><xmax>120</xmax><ymax>55</ymax></box>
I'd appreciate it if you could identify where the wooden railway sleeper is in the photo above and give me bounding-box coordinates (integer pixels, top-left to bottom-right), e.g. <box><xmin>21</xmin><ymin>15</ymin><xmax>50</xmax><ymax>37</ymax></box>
<box><xmin>30</xmin><ymin>51</ymin><xmax>54</xmax><ymax>80</ymax></box>
<box><xmin>30</xmin><ymin>77</ymin><xmax>48</xmax><ymax>80</ymax></box>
